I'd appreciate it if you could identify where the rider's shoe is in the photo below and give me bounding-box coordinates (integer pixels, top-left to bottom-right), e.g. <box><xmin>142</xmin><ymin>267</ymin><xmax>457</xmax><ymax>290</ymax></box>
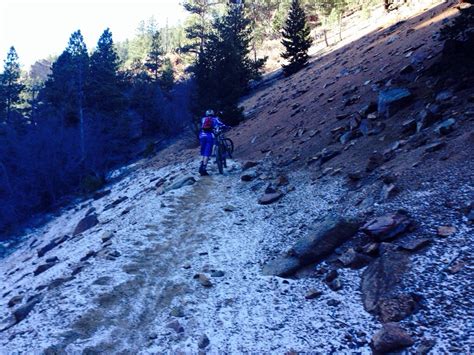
<box><xmin>199</xmin><ymin>163</ymin><xmax>209</xmax><ymax>176</ymax></box>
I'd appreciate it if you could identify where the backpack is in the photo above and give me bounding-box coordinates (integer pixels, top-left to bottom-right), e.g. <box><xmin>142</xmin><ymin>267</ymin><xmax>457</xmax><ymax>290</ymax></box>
<box><xmin>202</xmin><ymin>116</ymin><xmax>214</xmax><ymax>132</ymax></box>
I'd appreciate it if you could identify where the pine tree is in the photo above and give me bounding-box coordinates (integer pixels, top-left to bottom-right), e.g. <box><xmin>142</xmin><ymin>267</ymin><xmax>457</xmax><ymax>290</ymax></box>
<box><xmin>160</xmin><ymin>57</ymin><xmax>175</xmax><ymax>93</ymax></box>
<box><xmin>86</xmin><ymin>29</ymin><xmax>129</xmax><ymax>168</ymax></box>
<box><xmin>191</xmin><ymin>3</ymin><xmax>262</xmax><ymax>125</ymax></box>
<box><xmin>87</xmin><ymin>28</ymin><xmax>124</xmax><ymax>114</ymax></box>
<box><xmin>145</xmin><ymin>31</ymin><xmax>163</xmax><ymax>81</ymax></box>
<box><xmin>281</xmin><ymin>0</ymin><xmax>313</xmax><ymax>76</ymax></box>
<box><xmin>0</xmin><ymin>47</ymin><xmax>24</xmax><ymax>122</ymax></box>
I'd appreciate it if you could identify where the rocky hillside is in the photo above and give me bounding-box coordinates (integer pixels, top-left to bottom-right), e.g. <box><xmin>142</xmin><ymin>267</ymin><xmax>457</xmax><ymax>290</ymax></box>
<box><xmin>1</xmin><ymin>0</ymin><xmax>473</xmax><ymax>353</ymax></box>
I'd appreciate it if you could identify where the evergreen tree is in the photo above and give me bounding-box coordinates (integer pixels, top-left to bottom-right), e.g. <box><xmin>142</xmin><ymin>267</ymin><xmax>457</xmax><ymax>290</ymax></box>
<box><xmin>86</xmin><ymin>28</ymin><xmax>129</xmax><ymax>169</ymax></box>
<box><xmin>145</xmin><ymin>31</ymin><xmax>163</xmax><ymax>81</ymax></box>
<box><xmin>281</xmin><ymin>0</ymin><xmax>313</xmax><ymax>76</ymax></box>
<box><xmin>0</xmin><ymin>47</ymin><xmax>24</xmax><ymax>122</ymax></box>
<box><xmin>160</xmin><ymin>57</ymin><xmax>175</xmax><ymax>93</ymax></box>
<box><xmin>87</xmin><ymin>28</ymin><xmax>124</xmax><ymax>114</ymax></box>
<box><xmin>191</xmin><ymin>3</ymin><xmax>262</xmax><ymax>125</ymax></box>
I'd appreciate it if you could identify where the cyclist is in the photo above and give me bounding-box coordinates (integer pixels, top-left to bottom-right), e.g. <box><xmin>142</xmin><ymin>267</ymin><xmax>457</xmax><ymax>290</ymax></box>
<box><xmin>199</xmin><ymin>109</ymin><xmax>227</xmax><ymax>176</ymax></box>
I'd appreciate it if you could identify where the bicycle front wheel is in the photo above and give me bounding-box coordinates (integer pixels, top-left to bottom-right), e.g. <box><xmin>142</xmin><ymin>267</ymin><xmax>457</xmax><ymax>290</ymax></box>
<box><xmin>216</xmin><ymin>145</ymin><xmax>224</xmax><ymax>174</ymax></box>
<box><xmin>224</xmin><ymin>138</ymin><xmax>234</xmax><ymax>156</ymax></box>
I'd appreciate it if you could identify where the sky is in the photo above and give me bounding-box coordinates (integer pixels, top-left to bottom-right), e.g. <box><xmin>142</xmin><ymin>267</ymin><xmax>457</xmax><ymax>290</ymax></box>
<box><xmin>0</xmin><ymin>0</ymin><xmax>187</xmax><ymax>68</ymax></box>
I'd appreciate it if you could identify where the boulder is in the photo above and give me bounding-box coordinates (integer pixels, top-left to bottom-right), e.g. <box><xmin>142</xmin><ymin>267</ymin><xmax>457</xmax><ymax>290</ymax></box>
<box><xmin>258</xmin><ymin>192</ymin><xmax>283</xmax><ymax>205</ymax></box>
<box><xmin>361</xmin><ymin>212</ymin><xmax>412</xmax><ymax>241</ymax></box>
<box><xmin>164</xmin><ymin>176</ymin><xmax>196</xmax><ymax>193</ymax></box>
<box><xmin>378</xmin><ymin>293</ymin><xmax>419</xmax><ymax>322</ymax></box>
<box><xmin>361</xmin><ymin>250</ymin><xmax>410</xmax><ymax>313</ymax></box>
<box><xmin>378</xmin><ymin>88</ymin><xmax>413</xmax><ymax>118</ymax></box>
<box><xmin>371</xmin><ymin>323</ymin><xmax>414</xmax><ymax>353</ymax></box>
<box><xmin>37</xmin><ymin>235</ymin><xmax>70</xmax><ymax>258</ymax></box>
<box><xmin>262</xmin><ymin>256</ymin><xmax>301</xmax><ymax>277</ymax></box>
<box><xmin>290</xmin><ymin>216</ymin><xmax>360</xmax><ymax>266</ymax></box>
<box><xmin>73</xmin><ymin>214</ymin><xmax>99</xmax><ymax>236</ymax></box>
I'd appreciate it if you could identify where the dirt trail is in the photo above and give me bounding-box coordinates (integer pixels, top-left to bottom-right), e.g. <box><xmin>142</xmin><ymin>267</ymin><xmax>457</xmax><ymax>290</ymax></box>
<box><xmin>56</xmin><ymin>176</ymin><xmax>217</xmax><ymax>352</ymax></box>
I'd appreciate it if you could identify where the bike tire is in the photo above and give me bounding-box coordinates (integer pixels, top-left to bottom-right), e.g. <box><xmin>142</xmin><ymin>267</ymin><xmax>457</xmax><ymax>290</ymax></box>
<box><xmin>216</xmin><ymin>145</ymin><xmax>224</xmax><ymax>174</ymax></box>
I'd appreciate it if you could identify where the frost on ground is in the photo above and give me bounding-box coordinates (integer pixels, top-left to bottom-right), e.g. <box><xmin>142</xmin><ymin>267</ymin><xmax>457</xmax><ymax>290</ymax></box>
<box><xmin>0</xmin><ymin>152</ymin><xmax>472</xmax><ymax>353</ymax></box>
<box><xmin>0</xmin><ymin>157</ymin><xmax>378</xmax><ymax>353</ymax></box>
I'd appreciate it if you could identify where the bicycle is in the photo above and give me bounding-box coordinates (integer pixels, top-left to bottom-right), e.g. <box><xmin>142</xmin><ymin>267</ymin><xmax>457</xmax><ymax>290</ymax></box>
<box><xmin>214</xmin><ymin>126</ymin><xmax>234</xmax><ymax>174</ymax></box>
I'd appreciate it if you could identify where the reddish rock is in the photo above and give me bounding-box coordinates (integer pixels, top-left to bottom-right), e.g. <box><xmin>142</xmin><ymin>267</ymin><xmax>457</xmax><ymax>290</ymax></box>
<box><xmin>362</xmin><ymin>212</ymin><xmax>412</xmax><ymax>241</ymax></box>
<box><xmin>371</xmin><ymin>323</ymin><xmax>414</xmax><ymax>352</ymax></box>
<box><xmin>258</xmin><ymin>192</ymin><xmax>283</xmax><ymax>205</ymax></box>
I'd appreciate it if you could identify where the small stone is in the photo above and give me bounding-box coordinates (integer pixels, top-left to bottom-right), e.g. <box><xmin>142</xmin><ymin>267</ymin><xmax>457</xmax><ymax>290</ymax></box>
<box><xmin>241</xmin><ymin>174</ymin><xmax>255</xmax><ymax>182</ymax></box>
<box><xmin>305</xmin><ymin>290</ymin><xmax>323</xmax><ymax>300</ymax></box>
<box><xmin>362</xmin><ymin>242</ymin><xmax>379</xmax><ymax>255</ymax></box>
<box><xmin>380</xmin><ymin>183</ymin><xmax>397</xmax><ymax>201</ymax></box>
<box><xmin>434</xmin><ymin>118</ymin><xmax>456</xmax><ymax>135</ymax></box>
<box><xmin>34</xmin><ymin>261</ymin><xmax>58</xmax><ymax>276</ymax></box>
<box><xmin>437</xmin><ymin>226</ymin><xmax>456</xmax><ymax>237</ymax></box>
<box><xmin>211</xmin><ymin>270</ymin><xmax>225</xmax><ymax>277</ymax></box>
<box><xmin>101</xmin><ymin>232</ymin><xmax>114</xmax><ymax>243</ymax></box>
<box><xmin>167</xmin><ymin>320</ymin><xmax>184</xmax><ymax>333</ymax></box>
<box><xmin>13</xmin><ymin>295</ymin><xmax>42</xmax><ymax>323</ymax></box>
<box><xmin>425</xmin><ymin>141</ymin><xmax>446</xmax><ymax>153</ymax></box>
<box><xmin>223</xmin><ymin>205</ymin><xmax>236</xmax><ymax>212</ymax></box>
<box><xmin>416</xmin><ymin>338</ymin><xmax>436</xmax><ymax>355</ymax></box>
<box><xmin>107</xmin><ymin>250</ymin><xmax>121</xmax><ymax>258</ymax></box>
<box><xmin>362</xmin><ymin>212</ymin><xmax>412</xmax><ymax>241</ymax></box>
<box><xmin>195</xmin><ymin>274</ymin><xmax>213</xmax><ymax>287</ymax></box>
<box><xmin>198</xmin><ymin>334</ymin><xmax>210</xmax><ymax>349</ymax></box>
<box><xmin>328</xmin><ymin>278</ymin><xmax>342</xmax><ymax>291</ymax></box>
<box><xmin>325</xmin><ymin>269</ymin><xmax>339</xmax><ymax>283</ymax></box>
<box><xmin>258</xmin><ymin>192</ymin><xmax>283</xmax><ymax>205</ymax></box>
<box><xmin>399</xmin><ymin>238</ymin><xmax>431</xmax><ymax>251</ymax></box>
<box><xmin>170</xmin><ymin>307</ymin><xmax>185</xmax><ymax>318</ymax></box>
<box><xmin>348</xmin><ymin>171</ymin><xmax>363</xmax><ymax>181</ymax></box>
<box><xmin>275</xmin><ymin>175</ymin><xmax>289</xmax><ymax>186</ymax></box>
<box><xmin>242</xmin><ymin>161</ymin><xmax>258</xmax><ymax>170</ymax></box>
<box><xmin>338</xmin><ymin>249</ymin><xmax>373</xmax><ymax>269</ymax></box>
<box><xmin>327</xmin><ymin>299</ymin><xmax>341</xmax><ymax>307</ymax></box>
<box><xmin>366</xmin><ymin>151</ymin><xmax>384</xmax><ymax>172</ymax></box>
<box><xmin>446</xmin><ymin>261</ymin><xmax>465</xmax><ymax>274</ymax></box>
<box><xmin>7</xmin><ymin>296</ymin><xmax>23</xmax><ymax>308</ymax></box>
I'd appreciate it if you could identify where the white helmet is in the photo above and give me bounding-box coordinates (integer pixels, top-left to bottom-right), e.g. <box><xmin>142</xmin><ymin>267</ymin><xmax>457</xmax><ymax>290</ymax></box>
<box><xmin>205</xmin><ymin>109</ymin><xmax>214</xmax><ymax>116</ymax></box>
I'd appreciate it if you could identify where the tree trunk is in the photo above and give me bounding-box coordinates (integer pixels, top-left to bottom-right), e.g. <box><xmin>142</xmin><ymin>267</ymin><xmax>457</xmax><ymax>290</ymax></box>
<box><xmin>324</xmin><ymin>29</ymin><xmax>329</xmax><ymax>47</ymax></box>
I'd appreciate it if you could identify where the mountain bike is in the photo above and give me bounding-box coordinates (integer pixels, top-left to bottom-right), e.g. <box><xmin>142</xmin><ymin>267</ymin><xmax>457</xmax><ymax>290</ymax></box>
<box><xmin>214</xmin><ymin>126</ymin><xmax>234</xmax><ymax>174</ymax></box>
